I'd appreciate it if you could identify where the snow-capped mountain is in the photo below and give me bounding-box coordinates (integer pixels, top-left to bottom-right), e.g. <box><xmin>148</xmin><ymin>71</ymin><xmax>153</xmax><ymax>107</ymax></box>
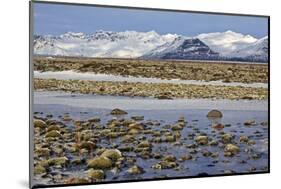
<box><xmin>197</xmin><ymin>30</ymin><xmax>258</xmax><ymax>56</ymax></box>
<box><xmin>230</xmin><ymin>36</ymin><xmax>268</xmax><ymax>62</ymax></box>
<box><xmin>142</xmin><ymin>36</ymin><xmax>219</xmax><ymax>60</ymax></box>
<box><xmin>34</xmin><ymin>30</ymin><xmax>268</xmax><ymax>62</ymax></box>
<box><xmin>34</xmin><ymin>30</ymin><xmax>178</xmax><ymax>58</ymax></box>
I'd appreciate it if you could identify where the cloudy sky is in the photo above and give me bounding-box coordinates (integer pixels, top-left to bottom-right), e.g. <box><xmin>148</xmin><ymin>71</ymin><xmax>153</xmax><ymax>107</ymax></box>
<box><xmin>33</xmin><ymin>2</ymin><xmax>268</xmax><ymax>38</ymax></box>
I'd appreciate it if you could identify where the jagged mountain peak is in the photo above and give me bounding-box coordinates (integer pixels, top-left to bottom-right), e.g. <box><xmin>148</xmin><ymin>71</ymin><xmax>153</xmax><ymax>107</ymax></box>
<box><xmin>142</xmin><ymin>37</ymin><xmax>219</xmax><ymax>60</ymax></box>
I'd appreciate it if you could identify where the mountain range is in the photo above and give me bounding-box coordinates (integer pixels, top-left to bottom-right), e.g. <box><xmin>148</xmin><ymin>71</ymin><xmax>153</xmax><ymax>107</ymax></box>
<box><xmin>34</xmin><ymin>30</ymin><xmax>268</xmax><ymax>63</ymax></box>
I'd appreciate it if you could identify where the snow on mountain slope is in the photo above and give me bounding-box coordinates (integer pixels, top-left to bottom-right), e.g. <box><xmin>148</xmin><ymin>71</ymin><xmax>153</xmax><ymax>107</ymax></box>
<box><xmin>142</xmin><ymin>36</ymin><xmax>187</xmax><ymax>58</ymax></box>
<box><xmin>197</xmin><ymin>30</ymin><xmax>258</xmax><ymax>56</ymax></box>
<box><xmin>231</xmin><ymin>36</ymin><xmax>268</xmax><ymax>61</ymax></box>
<box><xmin>34</xmin><ymin>30</ymin><xmax>268</xmax><ymax>62</ymax></box>
<box><xmin>34</xmin><ymin>30</ymin><xmax>178</xmax><ymax>58</ymax></box>
<box><xmin>142</xmin><ymin>36</ymin><xmax>219</xmax><ymax>60</ymax></box>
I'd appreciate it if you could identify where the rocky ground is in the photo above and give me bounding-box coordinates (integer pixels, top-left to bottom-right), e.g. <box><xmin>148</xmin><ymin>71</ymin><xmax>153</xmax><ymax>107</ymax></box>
<box><xmin>34</xmin><ymin>78</ymin><xmax>268</xmax><ymax>100</ymax></box>
<box><xmin>32</xmin><ymin>57</ymin><xmax>269</xmax><ymax>186</ymax></box>
<box><xmin>34</xmin><ymin>57</ymin><xmax>268</xmax><ymax>84</ymax></box>
<box><xmin>33</xmin><ymin>109</ymin><xmax>268</xmax><ymax>186</ymax></box>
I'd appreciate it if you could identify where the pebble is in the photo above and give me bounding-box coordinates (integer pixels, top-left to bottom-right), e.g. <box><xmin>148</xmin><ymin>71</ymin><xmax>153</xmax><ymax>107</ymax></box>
<box><xmin>34</xmin><ymin>165</ymin><xmax>46</xmax><ymax>175</ymax></box>
<box><xmin>110</xmin><ymin>108</ymin><xmax>128</xmax><ymax>115</ymax></box>
<box><xmin>131</xmin><ymin>115</ymin><xmax>144</xmax><ymax>121</ymax></box>
<box><xmin>212</xmin><ymin>123</ymin><xmax>225</xmax><ymax>130</ymax></box>
<box><xmin>195</xmin><ymin>136</ymin><xmax>208</xmax><ymax>145</ymax></box>
<box><xmin>127</xmin><ymin>165</ymin><xmax>145</xmax><ymax>175</ymax></box>
<box><xmin>207</xmin><ymin>110</ymin><xmax>223</xmax><ymax>118</ymax></box>
<box><xmin>100</xmin><ymin>149</ymin><xmax>123</xmax><ymax>162</ymax></box>
<box><xmin>87</xmin><ymin>169</ymin><xmax>105</xmax><ymax>180</ymax></box>
<box><xmin>244</xmin><ymin>120</ymin><xmax>256</xmax><ymax>126</ymax></box>
<box><xmin>87</xmin><ymin>157</ymin><xmax>113</xmax><ymax>169</ymax></box>
<box><xmin>45</xmin><ymin>130</ymin><xmax>62</xmax><ymax>138</ymax></box>
<box><xmin>34</xmin><ymin>119</ymin><xmax>47</xmax><ymax>129</ymax></box>
<box><xmin>221</xmin><ymin>133</ymin><xmax>233</xmax><ymax>143</ymax></box>
<box><xmin>224</xmin><ymin>144</ymin><xmax>240</xmax><ymax>156</ymax></box>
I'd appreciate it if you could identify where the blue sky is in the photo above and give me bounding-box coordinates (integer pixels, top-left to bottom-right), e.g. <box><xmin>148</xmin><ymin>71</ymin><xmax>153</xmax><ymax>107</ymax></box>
<box><xmin>33</xmin><ymin>2</ymin><xmax>268</xmax><ymax>38</ymax></box>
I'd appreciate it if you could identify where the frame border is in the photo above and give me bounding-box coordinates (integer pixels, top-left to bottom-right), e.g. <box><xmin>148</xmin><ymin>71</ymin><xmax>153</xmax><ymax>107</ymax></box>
<box><xmin>29</xmin><ymin>1</ymin><xmax>270</xmax><ymax>188</ymax></box>
<box><xmin>29</xmin><ymin>1</ymin><xmax>34</xmax><ymax>188</ymax></box>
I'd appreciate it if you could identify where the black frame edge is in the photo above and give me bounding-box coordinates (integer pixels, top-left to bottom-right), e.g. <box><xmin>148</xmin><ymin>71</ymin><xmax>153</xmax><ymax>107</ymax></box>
<box><xmin>29</xmin><ymin>1</ymin><xmax>35</xmax><ymax>188</ymax></box>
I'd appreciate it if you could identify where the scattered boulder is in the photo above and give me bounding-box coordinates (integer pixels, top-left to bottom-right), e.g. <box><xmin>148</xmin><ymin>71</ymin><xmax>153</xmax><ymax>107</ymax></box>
<box><xmin>45</xmin><ymin>130</ymin><xmax>62</xmax><ymax>138</ymax></box>
<box><xmin>127</xmin><ymin>165</ymin><xmax>145</xmax><ymax>175</ymax></box>
<box><xmin>138</xmin><ymin>150</ymin><xmax>152</xmax><ymax>159</ymax></box>
<box><xmin>239</xmin><ymin>136</ymin><xmax>249</xmax><ymax>143</ymax></box>
<box><xmin>37</xmin><ymin>160</ymin><xmax>49</xmax><ymax>168</ymax></box>
<box><xmin>87</xmin><ymin>157</ymin><xmax>113</xmax><ymax>169</ymax></box>
<box><xmin>241</xmin><ymin>96</ymin><xmax>254</xmax><ymax>100</ymax></box>
<box><xmin>248</xmin><ymin>140</ymin><xmax>256</xmax><ymax>145</ymax></box>
<box><xmin>221</xmin><ymin>133</ymin><xmax>233</xmax><ymax>143</ymax></box>
<box><xmin>178</xmin><ymin>116</ymin><xmax>186</xmax><ymax>123</ymax></box>
<box><xmin>180</xmin><ymin>155</ymin><xmax>193</xmax><ymax>161</ymax></box>
<box><xmin>34</xmin><ymin>148</ymin><xmax>50</xmax><ymax>157</ymax></box>
<box><xmin>87</xmin><ymin>169</ymin><xmax>105</xmax><ymax>180</ymax></box>
<box><xmin>163</xmin><ymin>155</ymin><xmax>177</xmax><ymax>162</ymax></box>
<box><xmin>48</xmin><ymin>157</ymin><xmax>69</xmax><ymax>166</ymax></box>
<box><xmin>209</xmin><ymin>140</ymin><xmax>219</xmax><ymax>146</ymax></box>
<box><xmin>128</xmin><ymin>128</ymin><xmax>141</xmax><ymax>135</ymax></box>
<box><xmin>110</xmin><ymin>108</ymin><xmax>128</xmax><ymax>115</ymax></box>
<box><xmin>131</xmin><ymin>115</ymin><xmax>144</xmax><ymax>121</ymax></box>
<box><xmin>78</xmin><ymin>141</ymin><xmax>96</xmax><ymax>151</ymax></box>
<box><xmin>212</xmin><ymin>123</ymin><xmax>225</xmax><ymax>130</ymax></box>
<box><xmin>224</xmin><ymin>144</ymin><xmax>240</xmax><ymax>156</ymax></box>
<box><xmin>34</xmin><ymin>165</ymin><xmax>46</xmax><ymax>175</ymax></box>
<box><xmin>100</xmin><ymin>149</ymin><xmax>122</xmax><ymax>162</ymax></box>
<box><xmin>52</xmin><ymin>146</ymin><xmax>64</xmax><ymax>155</ymax></box>
<box><xmin>107</xmin><ymin>120</ymin><xmax>121</xmax><ymax>128</ymax></box>
<box><xmin>137</xmin><ymin>141</ymin><xmax>152</xmax><ymax>148</ymax></box>
<box><xmin>171</xmin><ymin>124</ymin><xmax>184</xmax><ymax>131</ymax></box>
<box><xmin>118</xmin><ymin>146</ymin><xmax>133</xmax><ymax>152</ymax></box>
<box><xmin>207</xmin><ymin>110</ymin><xmax>223</xmax><ymax>118</ymax></box>
<box><xmin>152</xmin><ymin>137</ymin><xmax>162</xmax><ymax>143</ymax></box>
<box><xmin>71</xmin><ymin>158</ymin><xmax>83</xmax><ymax>165</ymax></box>
<box><xmin>165</xmin><ymin>135</ymin><xmax>176</xmax><ymax>142</ymax></box>
<box><xmin>195</xmin><ymin>136</ymin><xmax>208</xmax><ymax>145</ymax></box>
<box><xmin>62</xmin><ymin>115</ymin><xmax>72</xmax><ymax>122</ymax></box>
<box><xmin>244</xmin><ymin>120</ymin><xmax>256</xmax><ymax>126</ymax></box>
<box><xmin>152</xmin><ymin>161</ymin><xmax>178</xmax><ymax>169</ymax></box>
<box><xmin>122</xmin><ymin>135</ymin><xmax>135</xmax><ymax>143</ymax></box>
<box><xmin>128</xmin><ymin>123</ymin><xmax>143</xmax><ymax>130</ymax></box>
<box><xmin>135</xmin><ymin>145</ymin><xmax>152</xmax><ymax>154</ymax></box>
<box><xmin>202</xmin><ymin>150</ymin><xmax>212</xmax><ymax>157</ymax></box>
<box><xmin>34</xmin><ymin>119</ymin><xmax>47</xmax><ymax>129</ymax></box>
<box><xmin>106</xmin><ymin>132</ymin><xmax>119</xmax><ymax>139</ymax></box>
<box><xmin>46</xmin><ymin>125</ymin><xmax>60</xmax><ymax>132</ymax></box>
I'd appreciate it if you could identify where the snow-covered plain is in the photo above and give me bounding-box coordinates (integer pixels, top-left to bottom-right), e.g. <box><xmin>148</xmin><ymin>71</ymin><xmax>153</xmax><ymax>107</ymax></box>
<box><xmin>34</xmin><ymin>70</ymin><xmax>268</xmax><ymax>88</ymax></box>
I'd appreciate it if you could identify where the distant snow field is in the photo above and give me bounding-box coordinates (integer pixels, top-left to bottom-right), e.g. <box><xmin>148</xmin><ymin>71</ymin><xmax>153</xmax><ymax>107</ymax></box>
<box><xmin>34</xmin><ymin>70</ymin><xmax>268</xmax><ymax>88</ymax></box>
